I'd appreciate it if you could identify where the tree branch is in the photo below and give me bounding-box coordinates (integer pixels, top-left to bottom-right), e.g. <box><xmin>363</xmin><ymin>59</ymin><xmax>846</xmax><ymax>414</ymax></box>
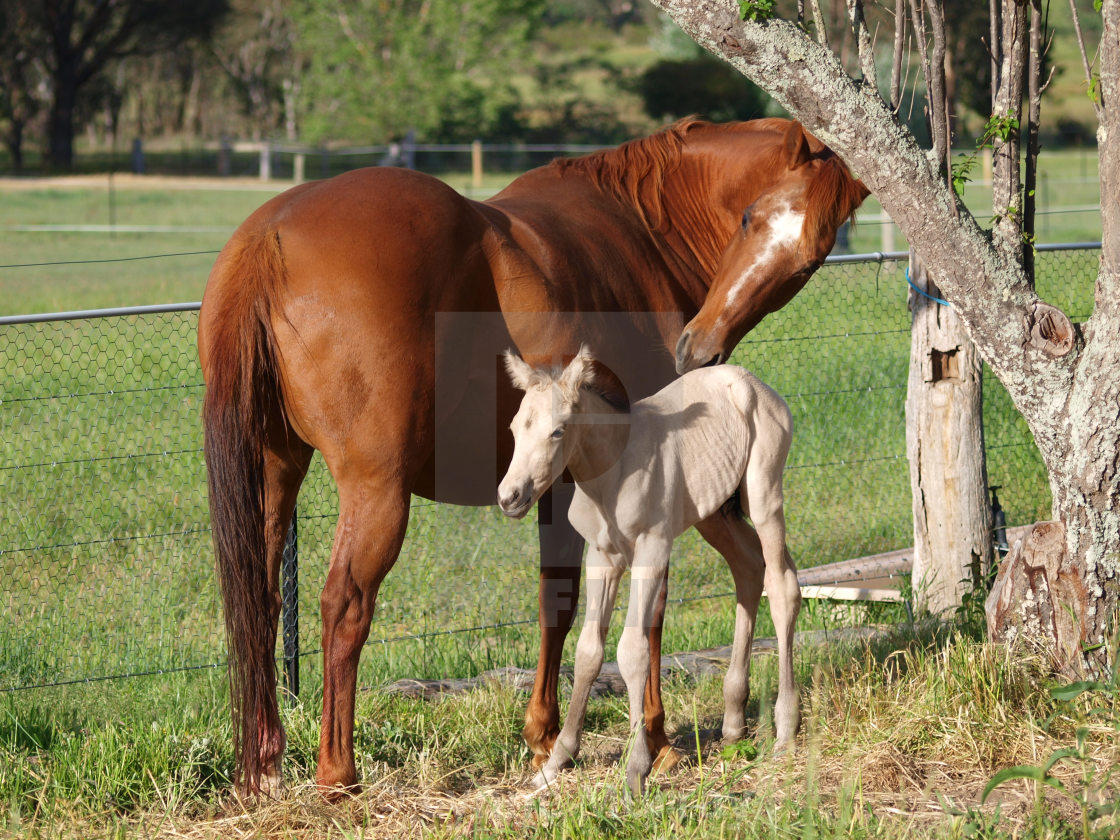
<box><xmin>808</xmin><ymin>0</ymin><xmax>830</xmax><ymax>49</ymax></box>
<box><xmin>1098</xmin><ymin>0</ymin><xmax>1119</xmax><ymax>291</ymax></box>
<box><xmin>991</xmin><ymin>0</ymin><xmax>1027</xmax><ymax>269</ymax></box>
<box><xmin>1068</xmin><ymin>0</ymin><xmax>1103</xmax><ymax>121</ymax></box>
<box><xmin>890</xmin><ymin>0</ymin><xmax>906</xmax><ymax>110</ymax></box>
<box><xmin>846</xmin><ymin>0</ymin><xmax>877</xmax><ymax>87</ymax></box>
<box><xmin>1023</xmin><ymin>0</ymin><xmax>1045</xmax><ymax>280</ymax></box>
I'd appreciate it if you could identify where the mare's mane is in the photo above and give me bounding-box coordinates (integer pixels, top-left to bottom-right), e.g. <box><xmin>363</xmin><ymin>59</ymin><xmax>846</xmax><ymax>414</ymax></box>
<box><xmin>551</xmin><ymin>117</ymin><xmax>864</xmax><ymax>250</ymax></box>
<box><xmin>550</xmin><ymin>117</ymin><xmax>697</xmax><ymax>233</ymax></box>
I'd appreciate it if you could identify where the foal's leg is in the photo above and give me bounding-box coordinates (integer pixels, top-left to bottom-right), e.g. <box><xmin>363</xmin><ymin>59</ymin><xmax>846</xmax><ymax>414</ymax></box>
<box><xmin>745</xmin><ymin>481</ymin><xmax>801</xmax><ymax>748</ymax></box>
<box><xmin>531</xmin><ymin>546</ymin><xmax>623</xmax><ymax>792</ymax></box>
<box><xmin>524</xmin><ymin>483</ymin><xmax>585</xmax><ymax>767</ymax></box>
<box><xmin>695</xmin><ymin>509</ymin><xmax>766</xmax><ymax>743</ymax></box>
<box><xmin>618</xmin><ymin>534</ymin><xmax>673</xmax><ymax>796</ymax></box>
<box><xmin>317</xmin><ymin>478</ymin><xmax>411</xmax><ymax>795</ymax></box>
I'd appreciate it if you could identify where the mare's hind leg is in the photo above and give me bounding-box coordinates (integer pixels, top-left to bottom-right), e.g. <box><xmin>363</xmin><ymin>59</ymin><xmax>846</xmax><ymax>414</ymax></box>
<box><xmin>695</xmin><ymin>508</ymin><xmax>766</xmax><ymax>743</ymax></box>
<box><xmin>317</xmin><ymin>478</ymin><xmax>411</xmax><ymax>795</ymax></box>
<box><xmin>524</xmin><ymin>484</ymin><xmax>584</xmax><ymax>768</ymax></box>
<box><xmin>257</xmin><ymin>425</ymin><xmax>313</xmax><ymax>796</ymax></box>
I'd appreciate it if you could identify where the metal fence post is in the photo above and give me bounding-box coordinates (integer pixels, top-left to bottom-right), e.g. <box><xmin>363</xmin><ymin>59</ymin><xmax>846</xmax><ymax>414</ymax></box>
<box><xmin>281</xmin><ymin>509</ymin><xmax>299</xmax><ymax>702</ymax></box>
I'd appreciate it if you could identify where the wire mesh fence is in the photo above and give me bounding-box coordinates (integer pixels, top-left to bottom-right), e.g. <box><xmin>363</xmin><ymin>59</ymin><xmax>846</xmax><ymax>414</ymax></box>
<box><xmin>0</xmin><ymin>246</ymin><xmax>1099</xmax><ymax>695</ymax></box>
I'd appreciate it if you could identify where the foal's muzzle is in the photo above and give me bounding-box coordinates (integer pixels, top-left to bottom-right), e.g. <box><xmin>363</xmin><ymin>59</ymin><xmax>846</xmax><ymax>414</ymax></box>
<box><xmin>497</xmin><ymin>482</ymin><xmax>534</xmax><ymax>519</ymax></box>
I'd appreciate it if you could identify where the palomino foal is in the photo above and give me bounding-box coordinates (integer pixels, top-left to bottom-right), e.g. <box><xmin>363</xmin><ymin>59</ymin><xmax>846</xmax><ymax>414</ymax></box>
<box><xmin>498</xmin><ymin>347</ymin><xmax>801</xmax><ymax>795</ymax></box>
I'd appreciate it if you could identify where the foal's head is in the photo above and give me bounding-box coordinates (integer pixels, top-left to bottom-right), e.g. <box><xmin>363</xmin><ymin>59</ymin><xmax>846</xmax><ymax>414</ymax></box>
<box><xmin>497</xmin><ymin>347</ymin><xmax>597</xmax><ymax>519</ymax></box>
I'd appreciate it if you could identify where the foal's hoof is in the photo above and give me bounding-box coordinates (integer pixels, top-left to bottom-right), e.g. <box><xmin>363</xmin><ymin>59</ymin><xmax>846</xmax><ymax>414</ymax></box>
<box><xmin>650</xmin><ymin>744</ymin><xmax>686</xmax><ymax>775</ymax></box>
<box><xmin>530</xmin><ymin>746</ymin><xmax>574</xmax><ymax>772</ymax></box>
<box><xmin>525</xmin><ymin>764</ymin><xmax>564</xmax><ymax>798</ymax></box>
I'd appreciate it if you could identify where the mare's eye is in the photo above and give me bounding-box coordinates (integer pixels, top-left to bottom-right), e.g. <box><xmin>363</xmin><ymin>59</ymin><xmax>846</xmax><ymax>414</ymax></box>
<box><xmin>550</xmin><ymin>427</ymin><xmax>564</xmax><ymax>440</ymax></box>
<box><xmin>741</xmin><ymin>208</ymin><xmax>751</xmax><ymax>229</ymax></box>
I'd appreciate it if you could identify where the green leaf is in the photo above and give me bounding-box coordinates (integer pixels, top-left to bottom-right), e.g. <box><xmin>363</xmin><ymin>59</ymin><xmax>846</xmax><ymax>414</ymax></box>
<box><xmin>1050</xmin><ymin>680</ymin><xmax>1108</xmax><ymax>702</ymax></box>
<box><xmin>738</xmin><ymin>0</ymin><xmax>777</xmax><ymax>22</ymax></box>
<box><xmin>1041</xmin><ymin>747</ymin><xmax>1081</xmax><ymax>775</ymax></box>
<box><xmin>983</xmin><ymin>765</ymin><xmax>1044</xmax><ymax>802</ymax></box>
<box><xmin>720</xmin><ymin>739</ymin><xmax>759</xmax><ymax>761</ymax></box>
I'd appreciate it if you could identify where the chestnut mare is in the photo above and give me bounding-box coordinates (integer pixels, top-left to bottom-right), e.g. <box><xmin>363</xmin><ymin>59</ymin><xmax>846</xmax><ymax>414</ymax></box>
<box><xmin>198</xmin><ymin>117</ymin><xmax>867</xmax><ymax>796</ymax></box>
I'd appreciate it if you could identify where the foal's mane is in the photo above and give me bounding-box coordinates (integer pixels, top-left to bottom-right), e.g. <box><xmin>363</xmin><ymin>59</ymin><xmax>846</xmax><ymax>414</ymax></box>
<box><xmin>524</xmin><ymin>364</ymin><xmax>629</xmax><ymax>413</ymax></box>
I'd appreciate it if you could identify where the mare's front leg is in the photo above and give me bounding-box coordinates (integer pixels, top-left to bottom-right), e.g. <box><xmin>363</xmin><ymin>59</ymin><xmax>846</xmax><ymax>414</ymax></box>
<box><xmin>643</xmin><ymin>571</ymin><xmax>683</xmax><ymax>771</ymax></box>
<box><xmin>531</xmin><ymin>546</ymin><xmax>624</xmax><ymax>792</ymax></box>
<box><xmin>524</xmin><ymin>483</ymin><xmax>584</xmax><ymax>767</ymax></box>
<box><xmin>617</xmin><ymin>533</ymin><xmax>673</xmax><ymax>796</ymax></box>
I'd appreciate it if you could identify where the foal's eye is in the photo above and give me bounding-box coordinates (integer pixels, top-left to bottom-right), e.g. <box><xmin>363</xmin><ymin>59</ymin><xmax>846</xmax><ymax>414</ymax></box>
<box><xmin>550</xmin><ymin>427</ymin><xmax>564</xmax><ymax>440</ymax></box>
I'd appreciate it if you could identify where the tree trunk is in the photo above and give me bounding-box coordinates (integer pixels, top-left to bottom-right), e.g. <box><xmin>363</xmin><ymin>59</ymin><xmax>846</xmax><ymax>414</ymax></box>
<box><xmin>2</xmin><ymin>119</ymin><xmax>25</xmax><ymax>172</ymax></box>
<box><xmin>47</xmin><ymin>62</ymin><xmax>78</xmax><ymax>171</ymax></box>
<box><xmin>907</xmin><ymin>252</ymin><xmax>992</xmax><ymax>614</ymax></box>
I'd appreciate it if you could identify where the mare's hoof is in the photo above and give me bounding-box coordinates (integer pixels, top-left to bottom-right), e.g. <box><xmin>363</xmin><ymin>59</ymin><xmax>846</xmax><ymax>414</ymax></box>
<box><xmin>234</xmin><ymin>770</ymin><xmax>287</xmax><ymax>803</ymax></box>
<box><xmin>258</xmin><ymin>771</ymin><xmax>287</xmax><ymax>799</ymax></box>
<box><xmin>650</xmin><ymin>743</ymin><xmax>686</xmax><ymax>775</ymax></box>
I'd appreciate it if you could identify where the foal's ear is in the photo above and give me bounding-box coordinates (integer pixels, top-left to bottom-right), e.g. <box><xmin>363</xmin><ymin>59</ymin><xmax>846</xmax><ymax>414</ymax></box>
<box><xmin>558</xmin><ymin>344</ymin><xmax>596</xmax><ymax>397</ymax></box>
<box><xmin>784</xmin><ymin>121</ymin><xmax>812</xmax><ymax>170</ymax></box>
<box><xmin>503</xmin><ymin>349</ymin><xmax>536</xmax><ymax>391</ymax></box>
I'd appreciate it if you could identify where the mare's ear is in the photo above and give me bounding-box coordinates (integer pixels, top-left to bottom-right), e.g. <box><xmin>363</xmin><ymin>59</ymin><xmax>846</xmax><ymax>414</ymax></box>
<box><xmin>784</xmin><ymin>121</ymin><xmax>812</xmax><ymax>170</ymax></box>
<box><xmin>503</xmin><ymin>349</ymin><xmax>536</xmax><ymax>391</ymax></box>
<box><xmin>558</xmin><ymin>344</ymin><xmax>596</xmax><ymax>397</ymax></box>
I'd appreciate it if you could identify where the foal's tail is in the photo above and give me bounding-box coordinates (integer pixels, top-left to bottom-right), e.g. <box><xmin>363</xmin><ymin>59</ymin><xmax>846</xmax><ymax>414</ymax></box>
<box><xmin>200</xmin><ymin>229</ymin><xmax>288</xmax><ymax>793</ymax></box>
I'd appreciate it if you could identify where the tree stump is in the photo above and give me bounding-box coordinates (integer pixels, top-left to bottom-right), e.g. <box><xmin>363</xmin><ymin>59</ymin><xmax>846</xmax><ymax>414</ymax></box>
<box><xmin>985</xmin><ymin>521</ymin><xmax>1092</xmax><ymax>676</ymax></box>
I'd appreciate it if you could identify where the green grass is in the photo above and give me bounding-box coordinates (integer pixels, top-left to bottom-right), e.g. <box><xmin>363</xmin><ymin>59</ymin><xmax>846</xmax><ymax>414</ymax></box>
<box><xmin>2</xmin><ymin>625</ymin><xmax>1116</xmax><ymax>838</ymax></box>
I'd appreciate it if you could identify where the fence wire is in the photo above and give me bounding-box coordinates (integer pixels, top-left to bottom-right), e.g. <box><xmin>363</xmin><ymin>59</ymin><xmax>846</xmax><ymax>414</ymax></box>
<box><xmin>0</xmin><ymin>247</ymin><xmax>1099</xmax><ymax>693</ymax></box>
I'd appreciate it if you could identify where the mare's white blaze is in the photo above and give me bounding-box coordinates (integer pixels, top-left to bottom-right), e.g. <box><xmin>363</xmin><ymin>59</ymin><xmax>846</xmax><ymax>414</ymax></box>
<box><xmin>716</xmin><ymin>207</ymin><xmax>805</xmax><ymax>329</ymax></box>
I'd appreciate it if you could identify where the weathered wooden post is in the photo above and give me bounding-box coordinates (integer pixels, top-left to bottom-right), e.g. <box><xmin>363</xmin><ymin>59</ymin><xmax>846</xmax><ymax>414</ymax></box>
<box><xmin>905</xmin><ymin>253</ymin><xmax>992</xmax><ymax>614</ymax></box>
<box><xmin>471</xmin><ymin>139</ymin><xmax>483</xmax><ymax>190</ymax></box>
<box><xmin>259</xmin><ymin>141</ymin><xmax>272</xmax><ymax>181</ymax></box>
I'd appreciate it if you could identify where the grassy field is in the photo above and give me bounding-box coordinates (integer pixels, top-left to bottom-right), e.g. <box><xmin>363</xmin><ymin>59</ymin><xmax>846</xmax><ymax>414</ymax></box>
<box><xmin>0</xmin><ymin>171</ymin><xmax>1109</xmax><ymax>837</ymax></box>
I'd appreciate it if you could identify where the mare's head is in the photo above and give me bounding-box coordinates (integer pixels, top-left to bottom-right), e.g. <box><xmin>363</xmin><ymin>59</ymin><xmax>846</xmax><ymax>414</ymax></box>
<box><xmin>497</xmin><ymin>347</ymin><xmax>597</xmax><ymax>519</ymax></box>
<box><xmin>674</xmin><ymin>120</ymin><xmax>869</xmax><ymax>373</ymax></box>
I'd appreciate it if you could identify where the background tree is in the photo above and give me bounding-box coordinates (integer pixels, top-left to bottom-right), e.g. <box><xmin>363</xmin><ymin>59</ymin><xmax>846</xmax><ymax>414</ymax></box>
<box><xmin>648</xmin><ymin>0</ymin><xmax>1118</xmax><ymax>675</ymax></box>
<box><xmin>211</xmin><ymin>0</ymin><xmax>303</xmax><ymax>142</ymax></box>
<box><xmin>293</xmin><ymin>0</ymin><xmax>545</xmax><ymax>144</ymax></box>
<box><xmin>0</xmin><ymin>1</ymin><xmax>45</xmax><ymax>171</ymax></box>
<box><xmin>4</xmin><ymin>0</ymin><xmax>229</xmax><ymax>170</ymax></box>
<box><xmin>636</xmin><ymin>54</ymin><xmax>771</xmax><ymax>122</ymax></box>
